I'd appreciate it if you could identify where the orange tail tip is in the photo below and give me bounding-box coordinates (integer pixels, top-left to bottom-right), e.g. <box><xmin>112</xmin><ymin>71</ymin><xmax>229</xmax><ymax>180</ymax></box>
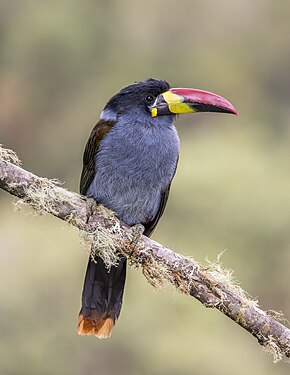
<box><xmin>96</xmin><ymin>318</ymin><xmax>114</xmax><ymax>339</ymax></box>
<box><xmin>77</xmin><ymin>315</ymin><xmax>114</xmax><ymax>339</ymax></box>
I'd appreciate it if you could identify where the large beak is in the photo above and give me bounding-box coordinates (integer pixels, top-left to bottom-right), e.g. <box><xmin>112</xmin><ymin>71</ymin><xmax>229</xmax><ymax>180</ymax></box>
<box><xmin>151</xmin><ymin>88</ymin><xmax>237</xmax><ymax>117</ymax></box>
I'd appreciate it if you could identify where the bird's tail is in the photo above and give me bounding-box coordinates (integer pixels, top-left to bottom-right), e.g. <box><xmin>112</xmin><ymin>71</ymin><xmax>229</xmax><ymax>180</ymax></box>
<box><xmin>77</xmin><ymin>256</ymin><xmax>126</xmax><ymax>339</ymax></box>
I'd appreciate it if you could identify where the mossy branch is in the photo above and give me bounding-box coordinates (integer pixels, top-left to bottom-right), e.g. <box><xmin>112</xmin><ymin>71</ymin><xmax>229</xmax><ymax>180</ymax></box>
<box><xmin>0</xmin><ymin>145</ymin><xmax>290</xmax><ymax>362</ymax></box>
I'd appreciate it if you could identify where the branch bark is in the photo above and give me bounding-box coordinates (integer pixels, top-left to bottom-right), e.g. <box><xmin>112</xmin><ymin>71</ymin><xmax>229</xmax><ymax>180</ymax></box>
<box><xmin>0</xmin><ymin>146</ymin><xmax>290</xmax><ymax>362</ymax></box>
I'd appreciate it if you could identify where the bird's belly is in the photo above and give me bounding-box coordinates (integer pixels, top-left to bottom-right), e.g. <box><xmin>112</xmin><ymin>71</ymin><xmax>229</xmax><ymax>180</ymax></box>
<box><xmin>87</xmin><ymin>172</ymin><xmax>168</xmax><ymax>226</ymax></box>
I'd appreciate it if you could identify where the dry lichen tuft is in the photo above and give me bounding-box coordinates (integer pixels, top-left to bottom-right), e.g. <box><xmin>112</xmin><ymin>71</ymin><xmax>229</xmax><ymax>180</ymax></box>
<box><xmin>142</xmin><ymin>256</ymin><xmax>174</xmax><ymax>289</ymax></box>
<box><xmin>0</xmin><ymin>145</ymin><xmax>21</xmax><ymax>166</ymax></box>
<box><xmin>79</xmin><ymin>221</ymin><xmax>122</xmax><ymax>269</ymax></box>
<box><xmin>263</xmin><ymin>336</ymin><xmax>284</xmax><ymax>363</ymax></box>
<box><xmin>14</xmin><ymin>177</ymin><xmax>66</xmax><ymax>215</ymax></box>
<box><xmin>13</xmin><ymin>175</ymin><xmax>83</xmax><ymax>222</ymax></box>
<box><xmin>267</xmin><ymin>310</ymin><xmax>290</xmax><ymax>326</ymax></box>
<box><xmin>205</xmin><ymin>252</ymin><xmax>258</xmax><ymax>307</ymax></box>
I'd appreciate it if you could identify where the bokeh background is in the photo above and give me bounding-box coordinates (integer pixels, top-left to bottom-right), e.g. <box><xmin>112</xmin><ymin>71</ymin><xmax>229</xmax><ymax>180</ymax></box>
<box><xmin>1</xmin><ymin>1</ymin><xmax>290</xmax><ymax>374</ymax></box>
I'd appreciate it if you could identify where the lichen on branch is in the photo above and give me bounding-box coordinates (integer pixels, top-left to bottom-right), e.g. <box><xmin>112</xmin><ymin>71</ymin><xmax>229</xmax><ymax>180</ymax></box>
<box><xmin>0</xmin><ymin>144</ymin><xmax>21</xmax><ymax>166</ymax></box>
<box><xmin>0</xmin><ymin>144</ymin><xmax>290</xmax><ymax>362</ymax></box>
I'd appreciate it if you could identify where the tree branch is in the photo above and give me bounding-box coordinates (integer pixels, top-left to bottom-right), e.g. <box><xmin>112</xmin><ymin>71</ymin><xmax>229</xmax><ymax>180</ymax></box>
<box><xmin>0</xmin><ymin>145</ymin><xmax>290</xmax><ymax>362</ymax></box>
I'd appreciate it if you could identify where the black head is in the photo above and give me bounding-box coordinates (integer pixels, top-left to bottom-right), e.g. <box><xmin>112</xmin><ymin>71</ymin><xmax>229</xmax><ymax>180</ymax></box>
<box><xmin>104</xmin><ymin>78</ymin><xmax>170</xmax><ymax>116</ymax></box>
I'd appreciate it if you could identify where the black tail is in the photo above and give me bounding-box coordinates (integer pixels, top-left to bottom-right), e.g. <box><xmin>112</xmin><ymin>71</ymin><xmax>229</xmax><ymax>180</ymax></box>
<box><xmin>77</xmin><ymin>256</ymin><xmax>126</xmax><ymax>339</ymax></box>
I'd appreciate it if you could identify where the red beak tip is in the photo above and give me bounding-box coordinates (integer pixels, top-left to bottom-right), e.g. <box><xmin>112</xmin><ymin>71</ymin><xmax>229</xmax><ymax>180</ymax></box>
<box><xmin>170</xmin><ymin>87</ymin><xmax>237</xmax><ymax>117</ymax></box>
<box><xmin>232</xmin><ymin>108</ymin><xmax>238</xmax><ymax>116</ymax></box>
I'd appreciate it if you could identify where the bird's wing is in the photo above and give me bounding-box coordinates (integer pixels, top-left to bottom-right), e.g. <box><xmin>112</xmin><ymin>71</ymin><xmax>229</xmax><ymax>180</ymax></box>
<box><xmin>80</xmin><ymin>119</ymin><xmax>116</xmax><ymax>195</ymax></box>
<box><xmin>143</xmin><ymin>186</ymin><xmax>171</xmax><ymax>237</ymax></box>
<box><xmin>143</xmin><ymin>157</ymin><xmax>179</xmax><ymax>237</ymax></box>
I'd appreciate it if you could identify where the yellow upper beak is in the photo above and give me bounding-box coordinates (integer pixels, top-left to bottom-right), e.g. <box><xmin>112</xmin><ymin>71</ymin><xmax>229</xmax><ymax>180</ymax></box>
<box><xmin>151</xmin><ymin>91</ymin><xmax>195</xmax><ymax>117</ymax></box>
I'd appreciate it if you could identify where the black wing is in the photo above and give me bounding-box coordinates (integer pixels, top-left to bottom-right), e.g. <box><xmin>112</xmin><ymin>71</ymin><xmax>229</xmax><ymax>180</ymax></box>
<box><xmin>143</xmin><ymin>186</ymin><xmax>171</xmax><ymax>237</ymax></box>
<box><xmin>143</xmin><ymin>157</ymin><xmax>179</xmax><ymax>237</ymax></box>
<box><xmin>80</xmin><ymin>119</ymin><xmax>116</xmax><ymax>195</ymax></box>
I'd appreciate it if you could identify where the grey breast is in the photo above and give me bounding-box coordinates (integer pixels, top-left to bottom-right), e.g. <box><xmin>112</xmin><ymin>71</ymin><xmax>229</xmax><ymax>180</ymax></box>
<box><xmin>86</xmin><ymin>116</ymin><xmax>180</xmax><ymax>226</ymax></box>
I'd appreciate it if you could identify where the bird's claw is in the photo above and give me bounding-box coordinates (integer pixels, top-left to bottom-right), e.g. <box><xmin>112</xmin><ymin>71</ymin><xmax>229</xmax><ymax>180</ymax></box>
<box><xmin>85</xmin><ymin>198</ymin><xmax>98</xmax><ymax>224</ymax></box>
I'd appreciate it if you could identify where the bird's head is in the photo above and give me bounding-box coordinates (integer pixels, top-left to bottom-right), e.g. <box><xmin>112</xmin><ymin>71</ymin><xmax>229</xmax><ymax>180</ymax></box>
<box><xmin>101</xmin><ymin>78</ymin><xmax>237</xmax><ymax>121</ymax></box>
<box><xmin>102</xmin><ymin>79</ymin><xmax>171</xmax><ymax>119</ymax></box>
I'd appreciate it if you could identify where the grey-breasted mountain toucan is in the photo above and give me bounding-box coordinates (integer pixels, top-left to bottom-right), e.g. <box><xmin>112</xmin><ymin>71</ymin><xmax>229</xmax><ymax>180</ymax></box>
<box><xmin>77</xmin><ymin>78</ymin><xmax>237</xmax><ymax>339</ymax></box>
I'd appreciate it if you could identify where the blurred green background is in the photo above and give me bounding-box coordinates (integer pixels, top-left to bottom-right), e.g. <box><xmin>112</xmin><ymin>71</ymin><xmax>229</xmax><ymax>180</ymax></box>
<box><xmin>1</xmin><ymin>0</ymin><xmax>290</xmax><ymax>374</ymax></box>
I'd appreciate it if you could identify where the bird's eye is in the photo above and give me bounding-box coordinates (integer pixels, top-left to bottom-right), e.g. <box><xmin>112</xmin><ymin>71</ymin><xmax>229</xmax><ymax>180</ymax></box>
<box><xmin>144</xmin><ymin>95</ymin><xmax>155</xmax><ymax>104</ymax></box>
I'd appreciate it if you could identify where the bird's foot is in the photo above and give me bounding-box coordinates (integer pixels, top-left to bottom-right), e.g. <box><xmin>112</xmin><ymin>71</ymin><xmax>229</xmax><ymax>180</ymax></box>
<box><xmin>85</xmin><ymin>198</ymin><xmax>98</xmax><ymax>224</ymax></box>
<box><xmin>129</xmin><ymin>224</ymin><xmax>145</xmax><ymax>257</ymax></box>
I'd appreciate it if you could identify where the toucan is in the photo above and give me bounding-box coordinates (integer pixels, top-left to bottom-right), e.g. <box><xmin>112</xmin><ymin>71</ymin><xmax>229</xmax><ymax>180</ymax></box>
<box><xmin>77</xmin><ymin>78</ymin><xmax>237</xmax><ymax>339</ymax></box>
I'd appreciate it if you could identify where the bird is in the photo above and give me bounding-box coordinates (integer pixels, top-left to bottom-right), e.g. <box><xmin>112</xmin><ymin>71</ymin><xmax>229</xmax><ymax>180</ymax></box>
<box><xmin>77</xmin><ymin>78</ymin><xmax>237</xmax><ymax>339</ymax></box>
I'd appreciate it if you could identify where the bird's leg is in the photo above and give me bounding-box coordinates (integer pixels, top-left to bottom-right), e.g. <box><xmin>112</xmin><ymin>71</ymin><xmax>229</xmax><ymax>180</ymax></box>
<box><xmin>129</xmin><ymin>224</ymin><xmax>145</xmax><ymax>257</ymax></box>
